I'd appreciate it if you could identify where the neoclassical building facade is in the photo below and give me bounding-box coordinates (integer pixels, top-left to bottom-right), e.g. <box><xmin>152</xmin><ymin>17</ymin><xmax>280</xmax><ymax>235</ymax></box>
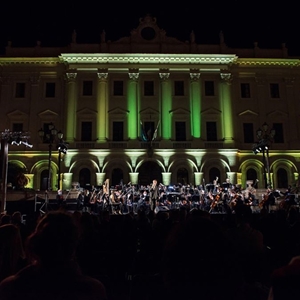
<box><xmin>1</xmin><ymin>15</ymin><xmax>300</xmax><ymax>192</ymax></box>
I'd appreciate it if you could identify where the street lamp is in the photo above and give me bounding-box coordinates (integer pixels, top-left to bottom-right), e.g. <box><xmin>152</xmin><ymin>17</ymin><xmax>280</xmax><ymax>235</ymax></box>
<box><xmin>252</xmin><ymin>122</ymin><xmax>275</xmax><ymax>189</ymax></box>
<box><xmin>57</xmin><ymin>131</ymin><xmax>68</xmax><ymax>191</ymax></box>
<box><xmin>38</xmin><ymin>122</ymin><xmax>58</xmax><ymax>192</ymax></box>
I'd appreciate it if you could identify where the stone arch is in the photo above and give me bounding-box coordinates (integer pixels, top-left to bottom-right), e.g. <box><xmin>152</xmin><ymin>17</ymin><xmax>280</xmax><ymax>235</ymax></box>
<box><xmin>69</xmin><ymin>158</ymin><xmax>100</xmax><ymax>187</ymax></box>
<box><xmin>30</xmin><ymin>160</ymin><xmax>59</xmax><ymax>191</ymax></box>
<box><xmin>136</xmin><ymin>160</ymin><xmax>163</xmax><ymax>186</ymax></box>
<box><xmin>239</xmin><ymin>159</ymin><xmax>264</xmax><ymax>189</ymax></box>
<box><xmin>168</xmin><ymin>158</ymin><xmax>198</xmax><ymax>185</ymax></box>
<box><xmin>102</xmin><ymin>157</ymin><xmax>133</xmax><ymax>184</ymax></box>
<box><xmin>271</xmin><ymin>158</ymin><xmax>298</xmax><ymax>188</ymax></box>
<box><xmin>200</xmin><ymin>157</ymin><xmax>231</xmax><ymax>184</ymax></box>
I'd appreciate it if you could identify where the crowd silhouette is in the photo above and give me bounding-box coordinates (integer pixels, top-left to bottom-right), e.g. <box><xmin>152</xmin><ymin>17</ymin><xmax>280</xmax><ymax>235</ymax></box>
<box><xmin>0</xmin><ymin>199</ymin><xmax>300</xmax><ymax>299</ymax></box>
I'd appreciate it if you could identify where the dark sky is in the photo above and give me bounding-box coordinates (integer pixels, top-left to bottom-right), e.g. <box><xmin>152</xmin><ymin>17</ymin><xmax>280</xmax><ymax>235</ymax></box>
<box><xmin>1</xmin><ymin>1</ymin><xmax>299</xmax><ymax>56</ymax></box>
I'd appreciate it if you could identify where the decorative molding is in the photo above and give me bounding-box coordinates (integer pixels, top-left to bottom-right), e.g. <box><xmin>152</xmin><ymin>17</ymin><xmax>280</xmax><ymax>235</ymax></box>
<box><xmin>128</xmin><ymin>71</ymin><xmax>139</xmax><ymax>80</ymax></box>
<box><xmin>159</xmin><ymin>68</ymin><xmax>170</xmax><ymax>80</ymax></box>
<box><xmin>220</xmin><ymin>71</ymin><xmax>232</xmax><ymax>84</ymax></box>
<box><xmin>190</xmin><ymin>71</ymin><xmax>201</xmax><ymax>81</ymax></box>
<box><xmin>66</xmin><ymin>72</ymin><xmax>77</xmax><ymax>80</ymax></box>
<box><xmin>97</xmin><ymin>72</ymin><xmax>108</xmax><ymax>80</ymax></box>
<box><xmin>237</xmin><ymin>58</ymin><xmax>299</xmax><ymax>67</ymax></box>
<box><xmin>59</xmin><ymin>53</ymin><xmax>237</xmax><ymax>65</ymax></box>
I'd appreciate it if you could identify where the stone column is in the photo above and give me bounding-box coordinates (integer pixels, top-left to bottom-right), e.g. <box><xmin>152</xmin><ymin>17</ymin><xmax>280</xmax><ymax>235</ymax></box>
<box><xmin>63</xmin><ymin>173</ymin><xmax>73</xmax><ymax>190</ymax></box>
<box><xmin>190</xmin><ymin>70</ymin><xmax>201</xmax><ymax>138</ymax></box>
<box><xmin>226</xmin><ymin>172</ymin><xmax>237</xmax><ymax>185</ymax></box>
<box><xmin>161</xmin><ymin>172</ymin><xmax>172</xmax><ymax>186</ymax></box>
<box><xmin>65</xmin><ymin>71</ymin><xmax>77</xmax><ymax>143</ymax></box>
<box><xmin>285</xmin><ymin>77</ymin><xmax>298</xmax><ymax>147</ymax></box>
<box><xmin>194</xmin><ymin>172</ymin><xmax>203</xmax><ymax>186</ymax></box>
<box><xmin>29</xmin><ymin>75</ymin><xmax>40</xmax><ymax>136</ymax></box>
<box><xmin>96</xmin><ymin>70</ymin><xmax>108</xmax><ymax>142</ymax></box>
<box><xmin>25</xmin><ymin>174</ymin><xmax>34</xmax><ymax>189</ymax></box>
<box><xmin>128</xmin><ymin>69</ymin><xmax>139</xmax><ymax>140</ymax></box>
<box><xmin>96</xmin><ymin>172</ymin><xmax>106</xmax><ymax>186</ymax></box>
<box><xmin>220</xmin><ymin>70</ymin><xmax>234</xmax><ymax>146</ymax></box>
<box><xmin>129</xmin><ymin>172</ymin><xmax>139</xmax><ymax>185</ymax></box>
<box><xmin>159</xmin><ymin>69</ymin><xmax>171</xmax><ymax>139</ymax></box>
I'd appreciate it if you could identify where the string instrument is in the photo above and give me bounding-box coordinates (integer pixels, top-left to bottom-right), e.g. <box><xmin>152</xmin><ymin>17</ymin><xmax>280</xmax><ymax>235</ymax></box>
<box><xmin>259</xmin><ymin>193</ymin><xmax>269</xmax><ymax>208</ymax></box>
<box><xmin>210</xmin><ymin>193</ymin><xmax>221</xmax><ymax>209</ymax></box>
<box><xmin>103</xmin><ymin>179</ymin><xmax>109</xmax><ymax>195</ymax></box>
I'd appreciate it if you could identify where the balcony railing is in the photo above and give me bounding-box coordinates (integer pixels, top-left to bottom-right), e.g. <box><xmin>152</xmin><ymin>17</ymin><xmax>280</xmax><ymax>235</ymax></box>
<box><xmin>204</xmin><ymin>142</ymin><xmax>224</xmax><ymax>149</ymax></box>
<box><xmin>75</xmin><ymin>142</ymin><xmax>96</xmax><ymax>149</ymax></box>
<box><xmin>173</xmin><ymin>142</ymin><xmax>192</xmax><ymax>149</ymax></box>
<box><xmin>108</xmin><ymin>142</ymin><xmax>128</xmax><ymax>149</ymax></box>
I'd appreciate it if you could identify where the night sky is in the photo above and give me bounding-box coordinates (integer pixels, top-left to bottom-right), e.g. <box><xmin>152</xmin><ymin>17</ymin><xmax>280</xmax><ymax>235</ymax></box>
<box><xmin>1</xmin><ymin>1</ymin><xmax>299</xmax><ymax>56</ymax></box>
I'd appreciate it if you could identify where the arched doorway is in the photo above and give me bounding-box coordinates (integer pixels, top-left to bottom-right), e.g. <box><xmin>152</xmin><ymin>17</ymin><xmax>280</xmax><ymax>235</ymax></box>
<box><xmin>112</xmin><ymin>168</ymin><xmax>124</xmax><ymax>187</ymax></box>
<box><xmin>78</xmin><ymin>168</ymin><xmax>91</xmax><ymax>189</ymax></box>
<box><xmin>138</xmin><ymin>161</ymin><xmax>162</xmax><ymax>186</ymax></box>
<box><xmin>209</xmin><ymin>167</ymin><xmax>220</xmax><ymax>184</ymax></box>
<box><xmin>177</xmin><ymin>168</ymin><xmax>189</xmax><ymax>185</ymax></box>
<box><xmin>277</xmin><ymin>168</ymin><xmax>288</xmax><ymax>188</ymax></box>
<box><xmin>40</xmin><ymin>169</ymin><xmax>48</xmax><ymax>191</ymax></box>
<box><xmin>246</xmin><ymin>168</ymin><xmax>258</xmax><ymax>188</ymax></box>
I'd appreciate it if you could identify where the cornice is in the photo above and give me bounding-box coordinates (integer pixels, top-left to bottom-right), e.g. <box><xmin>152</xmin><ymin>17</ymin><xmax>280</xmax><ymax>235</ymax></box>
<box><xmin>236</xmin><ymin>58</ymin><xmax>300</xmax><ymax>67</ymax></box>
<box><xmin>59</xmin><ymin>53</ymin><xmax>238</xmax><ymax>65</ymax></box>
<box><xmin>0</xmin><ymin>57</ymin><xmax>60</xmax><ymax>65</ymax></box>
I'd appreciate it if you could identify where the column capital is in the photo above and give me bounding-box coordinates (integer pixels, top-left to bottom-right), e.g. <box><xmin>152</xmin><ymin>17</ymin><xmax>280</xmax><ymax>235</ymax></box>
<box><xmin>190</xmin><ymin>69</ymin><xmax>201</xmax><ymax>81</ymax></box>
<box><xmin>97</xmin><ymin>70</ymin><xmax>108</xmax><ymax>80</ymax></box>
<box><xmin>66</xmin><ymin>71</ymin><xmax>77</xmax><ymax>81</ymax></box>
<box><xmin>128</xmin><ymin>69</ymin><xmax>139</xmax><ymax>81</ymax></box>
<box><xmin>220</xmin><ymin>70</ymin><xmax>232</xmax><ymax>84</ymax></box>
<box><xmin>159</xmin><ymin>68</ymin><xmax>170</xmax><ymax>80</ymax></box>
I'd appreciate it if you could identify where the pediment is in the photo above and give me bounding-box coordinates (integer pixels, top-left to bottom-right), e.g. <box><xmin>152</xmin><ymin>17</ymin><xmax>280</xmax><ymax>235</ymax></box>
<box><xmin>170</xmin><ymin>107</ymin><xmax>190</xmax><ymax>114</ymax></box>
<box><xmin>7</xmin><ymin>110</ymin><xmax>28</xmax><ymax>119</ymax></box>
<box><xmin>238</xmin><ymin>109</ymin><xmax>258</xmax><ymax>116</ymax></box>
<box><xmin>140</xmin><ymin>107</ymin><xmax>159</xmax><ymax>116</ymax></box>
<box><xmin>267</xmin><ymin>110</ymin><xmax>288</xmax><ymax>118</ymax></box>
<box><xmin>77</xmin><ymin>108</ymin><xmax>97</xmax><ymax>116</ymax></box>
<box><xmin>108</xmin><ymin>107</ymin><xmax>129</xmax><ymax>114</ymax></box>
<box><xmin>38</xmin><ymin>110</ymin><xmax>58</xmax><ymax>121</ymax></box>
<box><xmin>201</xmin><ymin>108</ymin><xmax>221</xmax><ymax>115</ymax></box>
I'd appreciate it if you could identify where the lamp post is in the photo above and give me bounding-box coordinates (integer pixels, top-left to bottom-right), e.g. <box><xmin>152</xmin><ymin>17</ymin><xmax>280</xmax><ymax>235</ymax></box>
<box><xmin>38</xmin><ymin>123</ymin><xmax>58</xmax><ymax>192</ymax></box>
<box><xmin>252</xmin><ymin>122</ymin><xmax>275</xmax><ymax>189</ymax></box>
<box><xmin>57</xmin><ymin>131</ymin><xmax>68</xmax><ymax>191</ymax></box>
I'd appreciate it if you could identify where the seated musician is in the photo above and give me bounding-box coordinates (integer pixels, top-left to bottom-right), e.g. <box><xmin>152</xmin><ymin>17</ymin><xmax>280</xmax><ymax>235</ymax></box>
<box><xmin>109</xmin><ymin>188</ymin><xmax>123</xmax><ymax>215</ymax></box>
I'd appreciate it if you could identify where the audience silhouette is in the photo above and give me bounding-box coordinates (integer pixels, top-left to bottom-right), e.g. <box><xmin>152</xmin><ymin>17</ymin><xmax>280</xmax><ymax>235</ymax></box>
<box><xmin>0</xmin><ymin>211</ymin><xmax>107</xmax><ymax>300</ymax></box>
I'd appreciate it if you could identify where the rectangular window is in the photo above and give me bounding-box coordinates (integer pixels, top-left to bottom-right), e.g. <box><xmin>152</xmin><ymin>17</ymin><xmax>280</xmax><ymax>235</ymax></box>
<box><xmin>113</xmin><ymin>121</ymin><xmax>123</xmax><ymax>141</ymax></box>
<box><xmin>174</xmin><ymin>80</ymin><xmax>184</xmax><ymax>96</ymax></box>
<box><xmin>12</xmin><ymin>123</ymin><xmax>23</xmax><ymax>132</ymax></box>
<box><xmin>270</xmin><ymin>83</ymin><xmax>280</xmax><ymax>98</ymax></box>
<box><xmin>45</xmin><ymin>82</ymin><xmax>56</xmax><ymax>98</ymax></box>
<box><xmin>206</xmin><ymin>122</ymin><xmax>217</xmax><ymax>141</ymax></box>
<box><xmin>272</xmin><ymin>123</ymin><xmax>284</xmax><ymax>143</ymax></box>
<box><xmin>113</xmin><ymin>81</ymin><xmax>123</xmax><ymax>96</ymax></box>
<box><xmin>204</xmin><ymin>81</ymin><xmax>214</xmax><ymax>96</ymax></box>
<box><xmin>81</xmin><ymin>122</ymin><xmax>92</xmax><ymax>141</ymax></box>
<box><xmin>15</xmin><ymin>82</ymin><xmax>25</xmax><ymax>98</ymax></box>
<box><xmin>241</xmin><ymin>83</ymin><xmax>251</xmax><ymax>98</ymax></box>
<box><xmin>144</xmin><ymin>121</ymin><xmax>155</xmax><ymax>141</ymax></box>
<box><xmin>144</xmin><ymin>81</ymin><xmax>154</xmax><ymax>96</ymax></box>
<box><xmin>82</xmin><ymin>80</ymin><xmax>93</xmax><ymax>96</ymax></box>
<box><xmin>243</xmin><ymin>123</ymin><xmax>254</xmax><ymax>143</ymax></box>
<box><xmin>175</xmin><ymin>122</ymin><xmax>186</xmax><ymax>141</ymax></box>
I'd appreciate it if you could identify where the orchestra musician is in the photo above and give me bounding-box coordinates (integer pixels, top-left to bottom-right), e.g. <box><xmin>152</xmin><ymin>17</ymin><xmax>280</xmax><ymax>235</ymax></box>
<box><xmin>149</xmin><ymin>179</ymin><xmax>159</xmax><ymax>211</ymax></box>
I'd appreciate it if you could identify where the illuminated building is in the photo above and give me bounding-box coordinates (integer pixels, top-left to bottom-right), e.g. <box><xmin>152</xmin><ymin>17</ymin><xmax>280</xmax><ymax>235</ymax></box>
<box><xmin>0</xmin><ymin>15</ymin><xmax>299</xmax><ymax>192</ymax></box>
